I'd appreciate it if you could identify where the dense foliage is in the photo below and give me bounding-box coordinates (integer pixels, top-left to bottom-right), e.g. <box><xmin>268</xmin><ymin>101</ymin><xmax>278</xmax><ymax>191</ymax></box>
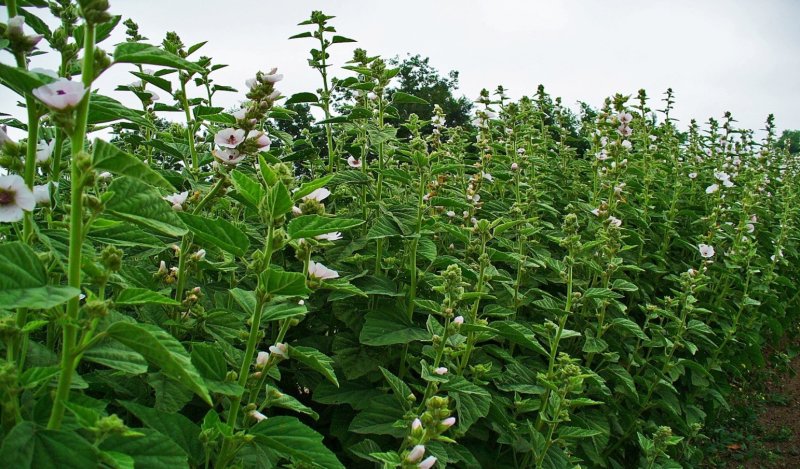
<box><xmin>1</xmin><ymin>2</ymin><xmax>799</xmax><ymax>468</ymax></box>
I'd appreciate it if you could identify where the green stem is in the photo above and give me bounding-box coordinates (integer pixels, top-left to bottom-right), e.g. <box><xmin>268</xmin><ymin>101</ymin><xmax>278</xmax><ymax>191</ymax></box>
<box><xmin>179</xmin><ymin>80</ymin><xmax>199</xmax><ymax>171</ymax></box>
<box><xmin>48</xmin><ymin>21</ymin><xmax>95</xmax><ymax>430</ymax></box>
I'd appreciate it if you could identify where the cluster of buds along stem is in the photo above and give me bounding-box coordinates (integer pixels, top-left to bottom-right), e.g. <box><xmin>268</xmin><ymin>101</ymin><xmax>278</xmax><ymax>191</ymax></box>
<box><xmin>3</xmin><ymin>16</ymin><xmax>43</xmax><ymax>54</ymax></box>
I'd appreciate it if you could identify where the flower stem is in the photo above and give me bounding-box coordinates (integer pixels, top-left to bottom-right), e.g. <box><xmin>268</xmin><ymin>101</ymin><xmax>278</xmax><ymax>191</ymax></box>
<box><xmin>48</xmin><ymin>21</ymin><xmax>95</xmax><ymax>430</ymax></box>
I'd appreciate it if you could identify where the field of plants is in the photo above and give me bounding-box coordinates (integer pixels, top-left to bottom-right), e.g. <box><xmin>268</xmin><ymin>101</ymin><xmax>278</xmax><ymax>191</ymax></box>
<box><xmin>1</xmin><ymin>1</ymin><xmax>799</xmax><ymax>468</ymax></box>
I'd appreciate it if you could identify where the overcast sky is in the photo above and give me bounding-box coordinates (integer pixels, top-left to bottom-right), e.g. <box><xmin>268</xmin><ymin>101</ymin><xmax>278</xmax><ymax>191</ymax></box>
<box><xmin>2</xmin><ymin>0</ymin><xmax>799</xmax><ymax>136</ymax></box>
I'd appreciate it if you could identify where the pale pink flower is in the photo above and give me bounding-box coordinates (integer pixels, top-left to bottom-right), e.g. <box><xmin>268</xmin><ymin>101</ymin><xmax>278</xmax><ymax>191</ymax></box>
<box><xmin>249</xmin><ymin>410</ymin><xmax>268</xmax><ymax>422</ymax></box>
<box><xmin>617</xmin><ymin>112</ymin><xmax>633</xmax><ymax>124</ymax></box>
<box><xmin>215</xmin><ymin>128</ymin><xmax>246</xmax><ymax>148</ymax></box>
<box><xmin>247</xmin><ymin>130</ymin><xmax>271</xmax><ymax>151</ymax></box>
<box><xmin>412</xmin><ymin>418</ymin><xmax>423</xmax><ymax>431</ymax></box>
<box><xmin>269</xmin><ymin>343</ymin><xmax>288</xmax><ymax>359</ymax></box>
<box><xmin>0</xmin><ymin>174</ymin><xmax>35</xmax><ymax>222</ymax></box>
<box><xmin>698</xmin><ymin>243</ymin><xmax>715</xmax><ymax>258</ymax></box>
<box><xmin>36</xmin><ymin>139</ymin><xmax>55</xmax><ymax>163</ymax></box>
<box><xmin>511</xmin><ymin>162</ymin><xmax>519</xmax><ymax>171</ymax></box>
<box><xmin>591</xmin><ymin>208</ymin><xmax>600</xmax><ymax>216</ymax></box>
<box><xmin>308</xmin><ymin>260</ymin><xmax>339</xmax><ymax>280</ymax></box>
<box><xmin>303</xmin><ymin>188</ymin><xmax>331</xmax><ymax>202</ymax></box>
<box><xmin>746</xmin><ymin>223</ymin><xmax>755</xmax><ymax>233</ymax></box>
<box><xmin>433</xmin><ymin>367</ymin><xmax>448</xmax><ymax>375</ymax></box>
<box><xmin>32</xmin><ymin>78</ymin><xmax>88</xmax><ymax>111</ymax></box>
<box><xmin>608</xmin><ymin>216</ymin><xmax>622</xmax><ymax>228</ymax></box>
<box><xmin>33</xmin><ymin>184</ymin><xmax>52</xmax><ymax>205</ymax></box>
<box><xmin>688</xmin><ymin>172</ymin><xmax>697</xmax><ymax>179</ymax></box>
<box><xmin>213</xmin><ymin>147</ymin><xmax>246</xmax><ymax>165</ymax></box>
<box><xmin>163</xmin><ymin>191</ymin><xmax>188</xmax><ymax>210</ymax></box>
<box><xmin>621</xmin><ymin>140</ymin><xmax>632</xmax><ymax>150</ymax></box>
<box><xmin>617</xmin><ymin>125</ymin><xmax>632</xmax><ymax>137</ymax></box>
<box><xmin>347</xmin><ymin>155</ymin><xmax>362</xmax><ymax>168</ymax></box>
<box><xmin>261</xmin><ymin>68</ymin><xmax>283</xmax><ymax>83</ymax></box>
<box><xmin>98</xmin><ymin>171</ymin><xmax>113</xmax><ymax>180</ymax></box>
<box><xmin>7</xmin><ymin>16</ymin><xmax>25</xmax><ymax>36</ymax></box>
<box><xmin>706</xmin><ymin>184</ymin><xmax>719</xmax><ymax>194</ymax></box>
<box><xmin>315</xmin><ymin>232</ymin><xmax>342</xmax><ymax>241</ymax></box>
<box><xmin>192</xmin><ymin>249</ymin><xmax>206</xmax><ymax>261</ymax></box>
<box><xmin>292</xmin><ymin>206</ymin><xmax>302</xmax><ymax>215</ymax></box>
<box><xmin>232</xmin><ymin>108</ymin><xmax>248</xmax><ymax>120</ymax></box>
<box><xmin>406</xmin><ymin>445</ymin><xmax>426</xmax><ymax>463</ymax></box>
<box><xmin>256</xmin><ymin>351</ymin><xmax>270</xmax><ymax>368</ymax></box>
<box><xmin>446</xmin><ymin>210</ymin><xmax>455</xmax><ymax>218</ymax></box>
<box><xmin>0</xmin><ymin>125</ymin><xmax>13</xmax><ymax>146</ymax></box>
<box><xmin>441</xmin><ymin>417</ymin><xmax>456</xmax><ymax>428</ymax></box>
<box><xmin>481</xmin><ymin>172</ymin><xmax>493</xmax><ymax>182</ymax></box>
<box><xmin>453</xmin><ymin>316</ymin><xmax>464</xmax><ymax>325</ymax></box>
<box><xmin>723</xmin><ymin>179</ymin><xmax>734</xmax><ymax>188</ymax></box>
<box><xmin>418</xmin><ymin>456</ymin><xmax>437</xmax><ymax>469</ymax></box>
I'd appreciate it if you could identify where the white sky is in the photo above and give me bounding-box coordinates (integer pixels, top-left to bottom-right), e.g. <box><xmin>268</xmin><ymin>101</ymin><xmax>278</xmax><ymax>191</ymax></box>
<box><xmin>2</xmin><ymin>0</ymin><xmax>799</xmax><ymax>136</ymax></box>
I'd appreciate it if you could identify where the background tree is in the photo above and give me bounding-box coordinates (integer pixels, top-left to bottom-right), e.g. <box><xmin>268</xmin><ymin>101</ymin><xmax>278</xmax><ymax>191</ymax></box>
<box><xmin>777</xmin><ymin>129</ymin><xmax>800</xmax><ymax>155</ymax></box>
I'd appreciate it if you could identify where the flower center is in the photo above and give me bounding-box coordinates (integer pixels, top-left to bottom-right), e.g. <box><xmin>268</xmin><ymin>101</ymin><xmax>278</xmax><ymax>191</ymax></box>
<box><xmin>0</xmin><ymin>189</ymin><xmax>15</xmax><ymax>205</ymax></box>
<box><xmin>227</xmin><ymin>135</ymin><xmax>237</xmax><ymax>144</ymax></box>
<box><xmin>56</xmin><ymin>89</ymin><xmax>67</xmax><ymax>95</ymax></box>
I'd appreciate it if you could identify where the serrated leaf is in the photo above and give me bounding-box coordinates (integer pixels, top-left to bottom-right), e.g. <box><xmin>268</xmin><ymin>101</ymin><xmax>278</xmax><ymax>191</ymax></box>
<box><xmin>290</xmin><ymin>346</ymin><xmax>339</xmax><ymax>387</ymax></box>
<box><xmin>115</xmin><ymin>288</ymin><xmax>180</xmax><ymax>306</ymax></box>
<box><xmin>360</xmin><ymin>308</ymin><xmax>428</xmax><ymax>346</ymax></box>
<box><xmin>178</xmin><ymin>212</ymin><xmax>249</xmax><ymax>257</ymax></box>
<box><xmin>105</xmin><ymin>177</ymin><xmax>188</xmax><ymax>237</ymax></box>
<box><xmin>0</xmin><ymin>242</ymin><xmax>80</xmax><ymax>309</ymax></box>
<box><xmin>287</xmin><ymin>215</ymin><xmax>364</xmax><ymax>239</ymax></box>
<box><xmin>250</xmin><ymin>416</ymin><xmax>345</xmax><ymax>469</ymax></box>
<box><xmin>106</xmin><ymin>322</ymin><xmax>211</xmax><ymax>405</ymax></box>
<box><xmin>0</xmin><ymin>421</ymin><xmax>99</xmax><ymax>469</ymax></box>
<box><xmin>392</xmin><ymin>91</ymin><xmax>429</xmax><ymax>105</ymax></box>
<box><xmin>113</xmin><ymin>42</ymin><xmax>203</xmax><ymax>73</ymax></box>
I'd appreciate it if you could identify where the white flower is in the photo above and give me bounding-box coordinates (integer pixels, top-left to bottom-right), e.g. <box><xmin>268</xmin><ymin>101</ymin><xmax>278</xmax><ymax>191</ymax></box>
<box><xmin>269</xmin><ymin>343</ymin><xmax>288</xmax><ymax>359</ymax></box>
<box><xmin>249</xmin><ymin>410</ymin><xmax>268</xmax><ymax>422</ymax></box>
<box><xmin>723</xmin><ymin>179</ymin><xmax>734</xmax><ymax>188</ymax></box>
<box><xmin>714</xmin><ymin>171</ymin><xmax>730</xmax><ymax>182</ymax></box>
<box><xmin>746</xmin><ymin>223</ymin><xmax>755</xmax><ymax>233</ymax></box>
<box><xmin>617</xmin><ymin>112</ymin><xmax>633</xmax><ymax>124</ymax></box>
<box><xmin>688</xmin><ymin>172</ymin><xmax>697</xmax><ymax>179</ymax></box>
<box><xmin>247</xmin><ymin>130</ymin><xmax>271</xmax><ymax>151</ymax></box>
<box><xmin>232</xmin><ymin>108</ymin><xmax>247</xmax><ymax>120</ymax></box>
<box><xmin>481</xmin><ymin>172</ymin><xmax>493</xmax><ymax>182</ymax></box>
<box><xmin>32</xmin><ymin>78</ymin><xmax>88</xmax><ymax>111</ymax></box>
<box><xmin>163</xmin><ymin>191</ymin><xmax>188</xmax><ymax>210</ymax></box>
<box><xmin>98</xmin><ymin>171</ymin><xmax>113</xmax><ymax>180</ymax></box>
<box><xmin>511</xmin><ymin>162</ymin><xmax>519</xmax><ymax>171</ymax></box>
<box><xmin>213</xmin><ymin>147</ymin><xmax>245</xmax><ymax>165</ymax></box>
<box><xmin>303</xmin><ymin>187</ymin><xmax>331</xmax><ymax>202</ymax></box>
<box><xmin>608</xmin><ymin>216</ymin><xmax>622</xmax><ymax>228</ymax></box>
<box><xmin>441</xmin><ymin>417</ymin><xmax>456</xmax><ymax>428</ymax></box>
<box><xmin>698</xmin><ymin>243</ymin><xmax>715</xmax><ymax>258</ymax></box>
<box><xmin>215</xmin><ymin>128</ymin><xmax>246</xmax><ymax>148</ymax></box>
<box><xmin>315</xmin><ymin>232</ymin><xmax>342</xmax><ymax>241</ymax></box>
<box><xmin>0</xmin><ymin>125</ymin><xmax>14</xmax><ymax>146</ymax></box>
<box><xmin>433</xmin><ymin>367</ymin><xmax>448</xmax><ymax>375</ymax></box>
<box><xmin>256</xmin><ymin>351</ymin><xmax>270</xmax><ymax>368</ymax></box>
<box><xmin>446</xmin><ymin>210</ymin><xmax>455</xmax><ymax>218</ymax></box>
<box><xmin>0</xmin><ymin>174</ymin><xmax>35</xmax><ymax>222</ymax></box>
<box><xmin>347</xmin><ymin>155</ymin><xmax>362</xmax><ymax>168</ymax></box>
<box><xmin>308</xmin><ymin>260</ymin><xmax>339</xmax><ymax>280</ymax></box>
<box><xmin>453</xmin><ymin>316</ymin><xmax>464</xmax><ymax>325</ymax></box>
<box><xmin>705</xmin><ymin>184</ymin><xmax>719</xmax><ymax>194</ymax></box>
<box><xmin>591</xmin><ymin>208</ymin><xmax>600</xmax><ymax>216</ymax></box>
<box><xmin>292</xmin><ymin>206</ymin><xmax>302</xmax><ymax>215</ymax></box>
<box><xmin>750</xmin><ymin>214</ymin><xmax>758</xmax><ymax>223</ymax></box>
<box><xmin>7</xmin><ymin>16</ymin><xmax>26</xmax><ymax>36</ymax></box>
<box><xmin>418</xmin><ymin>456</ymin><xmax>437</xmax><ymax>469</ymax></box>
<box><xmin>412</xmin><ymin>418</ymin><xmax>423</xmax><ymax>431</ymax></box>
<box><xmin>472</xmin><ymin>194</ymin><xmax>480</xmax><ymax>203</ymax></box>
<box><xmin>406</xmin><ymin>445</ymin><xmax>426</xmax><ymax>463</ymax></box>
<box><xmin>33</xmin><ymin>183</ymin><xmax>52</xmax><ymax>205</ymax></box>
<box><xmin>262</xmin><ymin>68</ymin><xmax>283</xmax><ymax>83</ymax></box>
<box><xmin>596</xmin><ymin>150</ymin><xmax>608</xmax><ymax>161</ymax></box>
<box><xmin>193</xmin><ymin>249</ymin><xmax>206</xmax><ymax>261</ymax></box>
<box><xmin>36</xmin><ymin>139</ymin><xmax>55</xmax><ymax>163</ymax></box>
<box><xmin>617</xmin><ymin>125</ymin><xmax>632</xmax><ymax>137</ymax></box>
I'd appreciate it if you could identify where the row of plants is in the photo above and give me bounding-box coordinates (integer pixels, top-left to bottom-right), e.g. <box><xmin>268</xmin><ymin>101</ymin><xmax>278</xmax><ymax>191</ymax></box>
<box><xmin>1</xmin><ymin>1</ymin><xmax>798</xmax><ymax>467</ymax></box>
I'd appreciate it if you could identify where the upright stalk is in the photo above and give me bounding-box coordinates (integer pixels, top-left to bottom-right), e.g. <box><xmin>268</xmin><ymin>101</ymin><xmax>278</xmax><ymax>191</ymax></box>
<box><xmin>48</xmin><ymin>22</ymin><xmax>95</xmax><ymax>430</ymax></box>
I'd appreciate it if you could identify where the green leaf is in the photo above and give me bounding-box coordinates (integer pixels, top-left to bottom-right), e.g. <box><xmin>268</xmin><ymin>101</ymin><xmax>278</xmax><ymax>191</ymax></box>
<box><xmin>360</xmin><ymin>308</ymin><xmax>429</xmax><ymax>346</ymax></box>
<box><xmin>0</xmin><ymin>242</ymin><xmax>80</xmax><ymax>309</ymax></box>
<box><xmin>113</xmin><ymin>42</ymin><xmax>204</xmax><ymax>73</ymax></box>
<box><xmin>331</xmin><ymin>35</ymin><xmax>357</xmax><ymax>44</ymax></box>
<box><xmin>266</xmin><ymin>182</ymin><xmax>293</xmax><ymax>219</ymax></box>
<box><xmin>250</xmin><ymin>416</ymin><xmax>345</xmax><ymax>469</ymax></box>
<box><xmin>441</xmin><ymin>377</ymin><xmax>491</xmax><ymax>432</ymax></box>
<box><xmin>229</xmin><ymin>288</ymin><xmax>257</xmax><ymax>314</ymax></box>
<box><xmin>583</xmin><ymin>288</ymin><xmax>623</xmax><ymax>300</ymax></box>
<box><xmin>117</xmin><ymin>401</ymin><xmax>203</xmax><ymax>466</ymax></box>
<box><xmin>290</xmin><ymin>346</ymin><xmax>339</xmax><ymax>387</ymax></box>
<box><xmin>0</xmin><ymin>62</ymin><xmax>53</xmax><ymax>96</ymax></box>
<box><xmin>287</xmin><ymin>215</ymin><xmax>364</xmax><ymax>239</ymax></box>
<box><xmin>392</xmin><ymin>91</ymin><xmax>429</xmax><ymax>105</ymax></box>
<box><xmin>106</xmin><ymin>322</ymin><xmax>211</xmax><ymax>405</ymax></box>
<box><xmin>100</xmin><ymin>429</ymin><xmax>188</xmax><ymax>469</ymax></box>
<box><xmin>262</xmin><ymin>302</ymin><xmax>308</xmax><ymax>322</ymax></box>
<box><xmin>230</xmin><ymin>170</ymin><xmax>265</xmax><ymax>208</ymax></box>
<box><xmin>115</xmin><ymin>288</ymin><xmax>180</xmax><ymax>306</ymax></box>
<box><xmin>0</xmin><ymin>421</ymin><xmax>99</xmax><ymax>469</ymax></box>
<box><xmin>92</xmin><ymin>139</ymin><xmax>172</xmax><ymax>190</ymax></box>
<box><xmin>492</xmin><ymin>321</ymin><xmax>549</xmax><ymax>357</ymax></box>
<box><xmin>609</xmin><ymin>318</ymin><xmax>648</xmax><ymax>340</ymax></box>
<box><xmin>259</xmin><ymin>269</ymin><xmax>311</xmax><ymax>297</ymax></box>
<box><xmin>105</xmin><ymin>177</ymin><xmax>188</xmax><ymax>237</ymax></box>
<box><xmin>18</xmin><ymin>366</ymin><xmax>60</xmax><ymax>389</ymax></box>
<box><xmin>265</xmin><ymin>386</ymin><xmax>319</xmax><ymax>420</ymax></box>
<box><xmin>293</xmin><ymin>175</ymin><xmax>334</xmax><ymax>200</ymax></box>
<box><xmin>285</xmin><ymin>92</ymin><xmax>319</xmax><ymax>105</ymax></box>
<box><xmin>379</xmin><ymin>366</ymin><xmax>412</xmax><ymax>410</ymax></box>
<box><xmin>83</xmin><ymin>339</ymin><xmax>148</xmax><ymax>374</ymax></box>
<box><xmin>130</xmin><ymin>71</ymin><xmax>172</xmax><ymax>93</ymax></box>
<box><xmin>178</xmin><ymin>212</ymin><xmax>250</xmax><ymax>257</ymax></box>
<box><xmin>88</xmin><ymin>94</ymin><xmax>155</xmax><ymax>129</ymax></box>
